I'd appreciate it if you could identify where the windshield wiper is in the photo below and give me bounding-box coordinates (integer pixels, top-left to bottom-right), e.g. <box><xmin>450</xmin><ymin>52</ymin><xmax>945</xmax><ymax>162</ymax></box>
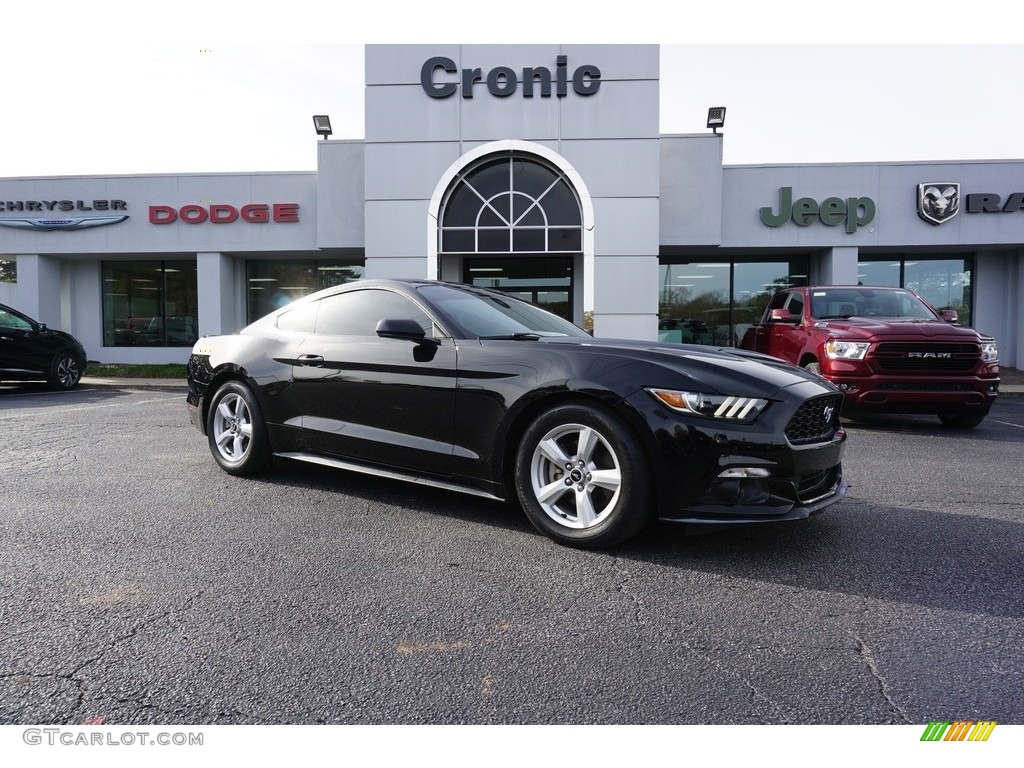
<box><xmin>478</xmin><ymin>332</ymin><xmax>543</xmax><ymax>341</ymax></box>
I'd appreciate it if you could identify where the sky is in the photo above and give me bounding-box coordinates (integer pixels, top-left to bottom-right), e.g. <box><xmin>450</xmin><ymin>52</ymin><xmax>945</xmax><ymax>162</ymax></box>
<box><xmin>2</xmin><ymin>3</ymin><xmax>1024</xmax><ymax>179</ymax></box>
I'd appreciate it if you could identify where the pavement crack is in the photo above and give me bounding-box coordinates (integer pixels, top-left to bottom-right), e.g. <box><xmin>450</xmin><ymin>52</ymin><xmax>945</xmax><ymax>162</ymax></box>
<box><xmin>853</xmin><ymin>634</ymin><xmax>909</xmax><ymax>723</ymax></box>
<box><xmin>609</xmin><ymin>560</ymin><xmax>791</xmax><ymax>723</ymax></box>
<box><xmin>1</xmin><ymin>589</ymin><xmax>206</xmax><ymax>723</ymax></box>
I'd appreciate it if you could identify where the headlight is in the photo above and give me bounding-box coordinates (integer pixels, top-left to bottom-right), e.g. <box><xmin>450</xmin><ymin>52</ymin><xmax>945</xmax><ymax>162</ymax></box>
<box><xmin>824</xmin><ymin>340</ymin><xmax>870</xmax><ymax>360</ymax></box>
<box><xmin>981</xmin><ymin>340</ymin><xmax>999</xmax><ymax>363</ymax></box>
<box><xmin>646</xmin><ymin>388</ymin><xmax>769</xmax><ymax>423</ymax></box>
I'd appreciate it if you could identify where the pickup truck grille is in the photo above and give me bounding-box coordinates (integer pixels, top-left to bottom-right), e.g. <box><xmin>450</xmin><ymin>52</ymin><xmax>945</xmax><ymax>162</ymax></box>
<box><xmin>785</xmin><ymin>394</ymin><xmax>843</xmax><ymax>445</ymax></box>
<box><xmin>874</xmin><ymin>343</ymin><xmax>979</xmax><ymax>373</ymax></box>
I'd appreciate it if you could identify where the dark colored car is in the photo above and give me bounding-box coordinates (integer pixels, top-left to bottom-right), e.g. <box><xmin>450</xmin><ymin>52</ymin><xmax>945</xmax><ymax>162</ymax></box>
<box><xmin>739</xmin><ymin>286</ymin><xmax>1000</xmax><ymax>428</ymax></box>
<box><xmin>187</xmin><ymin>279</ymin><xmax>847</xmax><ymax>549</ymax></box>
<box><xmin>0</xmin><ymin>302</ymin><xmax>88</xmax><ymax>389</ymax></box>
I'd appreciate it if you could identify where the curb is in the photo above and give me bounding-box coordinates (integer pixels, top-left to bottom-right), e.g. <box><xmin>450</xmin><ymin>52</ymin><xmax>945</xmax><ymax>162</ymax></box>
<box><xmin>81</xmin><ymin>378</ymin><xmax>188</xmax><ymax>389</ymax></box>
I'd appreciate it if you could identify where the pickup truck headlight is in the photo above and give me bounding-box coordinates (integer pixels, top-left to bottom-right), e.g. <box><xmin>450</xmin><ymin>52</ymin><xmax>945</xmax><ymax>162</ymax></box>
<box><xmin>825</xmin><ymin>340</ymin><xmax>870</xmax><ymax>360</ymax></box>
<box><xmin>980</xmin><ymin>340</ymin><xmax>999</xmax><ymax>363</ymax></box>
<box><xmin>647</xmin><ymin>388</ymin><xmax>769</xmax><ymax>423</ymax></box>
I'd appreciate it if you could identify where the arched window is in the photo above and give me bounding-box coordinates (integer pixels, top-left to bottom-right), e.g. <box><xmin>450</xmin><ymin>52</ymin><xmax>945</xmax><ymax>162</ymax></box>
<box><xmin>439</xmin><ymin>154</ymin><xmax>582</xmax><ymax>255</ymax></box>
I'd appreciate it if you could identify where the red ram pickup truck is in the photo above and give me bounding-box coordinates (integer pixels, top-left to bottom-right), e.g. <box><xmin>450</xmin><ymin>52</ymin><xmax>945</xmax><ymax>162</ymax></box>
<box><xmin>739</xmin><ymin>285</ymin><xmax>1000</xmax><ymax>428</ymax></box>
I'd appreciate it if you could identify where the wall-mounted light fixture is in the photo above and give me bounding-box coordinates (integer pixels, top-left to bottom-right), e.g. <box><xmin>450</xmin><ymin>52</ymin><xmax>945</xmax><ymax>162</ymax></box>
<box><xmin>707</xmin><ymin>106</ymin><xmax>726</xmax><ymax>134</ymax></box>
<box><xmin>312</xmin><ymin>115</ymin><xmax>333</xmax><ymax>140</ymax></box>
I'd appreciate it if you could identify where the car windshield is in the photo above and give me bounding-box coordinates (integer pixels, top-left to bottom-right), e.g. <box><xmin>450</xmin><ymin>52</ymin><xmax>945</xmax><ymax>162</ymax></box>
<box><xmin>417</xmin><ymin>284</ymin><xmax>590</xmax><ymax>339</ymax></box>
<box><xmin>809</xmin><ymin>288</ymin><xmax>937</xmax><ymax>320</ymax></box>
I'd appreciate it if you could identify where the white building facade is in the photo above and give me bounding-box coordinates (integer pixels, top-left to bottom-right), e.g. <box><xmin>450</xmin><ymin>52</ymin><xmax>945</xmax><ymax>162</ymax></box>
<box><xmin>1</xmin><ymin>44</ymin><xmax>1021</xmax><ymax>367</ymax></box>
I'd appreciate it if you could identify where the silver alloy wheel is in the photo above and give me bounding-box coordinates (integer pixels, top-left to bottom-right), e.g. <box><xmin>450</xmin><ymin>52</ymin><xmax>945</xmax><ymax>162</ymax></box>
<box><xmin>55</xmin><ymin>356</ymin><xmax>80</xmax><ymax>388</ymax></box>
<box><xmin>528</xmin><ymin>422</ymin><xmax>623</xmax><ymax>530</ymax></box>
<box><xmin>804</xmin><ymin>361</ymin><xmax>822</xmax><ymax>375</ymax></box>
<box><xmin>212</xmin><ymin>392</ymin><xmax>254</xmax><ymax>463</ymax></box>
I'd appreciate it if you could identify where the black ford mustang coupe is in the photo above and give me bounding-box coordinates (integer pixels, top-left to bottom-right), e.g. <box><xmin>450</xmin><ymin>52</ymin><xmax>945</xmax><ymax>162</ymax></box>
<box><xmin>187</xmin><ymin>279</ymin><xmax>847</xmax><ymax>549</ymax></box>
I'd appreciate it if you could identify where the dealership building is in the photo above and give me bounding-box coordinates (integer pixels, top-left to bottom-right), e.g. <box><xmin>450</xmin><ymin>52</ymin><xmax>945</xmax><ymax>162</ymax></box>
<box><xmin>1</xmin><ymin>44</ymin><xmax>1022</xmax><ymax>368</ymax></box>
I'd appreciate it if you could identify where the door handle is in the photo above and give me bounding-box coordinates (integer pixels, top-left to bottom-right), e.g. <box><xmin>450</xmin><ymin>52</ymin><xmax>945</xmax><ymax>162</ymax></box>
<box><xmin>296</xmin><ymin>354</ymin><xmax>324</xmax><ymax>367</ymax></box>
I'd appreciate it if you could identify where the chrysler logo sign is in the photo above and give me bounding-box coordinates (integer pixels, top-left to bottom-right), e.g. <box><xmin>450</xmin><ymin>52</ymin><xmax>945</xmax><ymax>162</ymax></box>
<box><xmin>918</xmin><ymin>183</ymin><xmax>960</xmax><ymax>225</ymax></box>
<box><xmin>0</xmin><ymin>198</ymin><xmax>129</xmax><ymax>231</ymax></box>
<box><xmin>0</xmin><ymin>215</ymin><xmax>128</xmax><ymax>231</ymax></box>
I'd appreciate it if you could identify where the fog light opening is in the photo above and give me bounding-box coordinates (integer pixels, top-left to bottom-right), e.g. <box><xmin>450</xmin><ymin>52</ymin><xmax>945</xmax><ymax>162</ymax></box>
<box><xmin>714</xmin><ymin>477</ymin><xmax>771</xmax><ymax>504</ymax></box>
<box><xmin>717</xmin><ymin>467</ymin><xmax>770</xmax><ymax>479</ymax></box>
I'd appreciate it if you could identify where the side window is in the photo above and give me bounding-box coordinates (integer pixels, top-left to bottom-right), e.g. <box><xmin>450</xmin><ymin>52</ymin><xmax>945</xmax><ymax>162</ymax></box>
<box><xmin>314</xmin><ymin>289</ymin><xmax>433</xmax><ymax>337</ymax></box>
<box><xmin>766</xmin><ymin>292</ymin><xmax>789</xmax><ymax>318</ymax></box>
<box><xmin>786</xmin><ymin>293</ymin><xmax>804</xmax><ymax>318</ymax></box>
<box><xmin>276</xmin><ymin>301</ymin><xmax>319</xmax><ymax>333</ymax></box>
<box><xmin>0</xmin><ymin>308</ymin><xmax>33</xmax><ymax>331</ymax></box>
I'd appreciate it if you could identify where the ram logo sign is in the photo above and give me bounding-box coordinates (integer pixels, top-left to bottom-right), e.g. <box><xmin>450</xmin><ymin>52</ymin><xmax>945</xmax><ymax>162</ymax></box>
<box><xmin>918</xmin><ymin>183</ymin><xmax>961</xmax><ymax>225</ymax></box>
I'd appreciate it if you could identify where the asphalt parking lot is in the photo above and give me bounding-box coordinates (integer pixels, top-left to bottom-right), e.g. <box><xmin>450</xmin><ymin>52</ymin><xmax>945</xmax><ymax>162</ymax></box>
<box><xmin>1</xmin><ymin>383</ymin><xmax>1022</xmax><ymax>725</ymax></box>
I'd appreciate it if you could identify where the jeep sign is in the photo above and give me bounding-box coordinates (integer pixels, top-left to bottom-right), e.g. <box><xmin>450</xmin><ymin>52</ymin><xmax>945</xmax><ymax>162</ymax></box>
<box><xmin>760</xmin><ymin>187</ymin><xmax>875</xmax><ymax>234</ymax></box>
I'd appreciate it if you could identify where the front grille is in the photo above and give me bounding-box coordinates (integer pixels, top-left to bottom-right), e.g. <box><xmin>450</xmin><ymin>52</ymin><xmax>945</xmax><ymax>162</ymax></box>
<box><xmin>785</xmin><ymin>394</ymin><xmax>843</xmax><ymax>445</ymax></box>
<box><xmin>874</xmin><ymin>343</ymin><xmax>979</xmax><ymax>373</ymax></box>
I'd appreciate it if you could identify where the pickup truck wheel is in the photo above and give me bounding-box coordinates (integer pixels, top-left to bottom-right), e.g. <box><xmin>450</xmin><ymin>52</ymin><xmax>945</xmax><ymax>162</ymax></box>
<box><xmin>803</xmin><ymin>360</ymin><xmax>822</xmax><ymax>375</ymax></box>
<box><xmin>938</xmin><ymin>410</ymin><xmax>987</xmax><ymax>429</ymax></box>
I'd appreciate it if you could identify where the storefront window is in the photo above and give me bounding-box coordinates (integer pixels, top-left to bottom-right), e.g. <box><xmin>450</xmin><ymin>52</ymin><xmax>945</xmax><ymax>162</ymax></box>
<box><xmin>102</xmin><ymin>261</ymin><xmax>198</xmax><ymax>347</ymax></box>
<box><xmin>658</xmin><ymin>258</ymin><xmax>808</xmax><ymax>346</ymax></box>
<box><xmin>246</xmin><ymin>260</ymin><xmax>363</xmax><ymax>323</ymax></box>
<box><xmin>464</xmin><ymin>256</ymin><xmax>572</xmax><ymax>320</ymax></box>
<box><xmin>856</xmin><ymin>260</ymin><xmax>900</xmax><ymax>287</ymax></box>
<box><xmin>859</xmin><ymin>256</ymin><xmax>973</xmax><ymax>325</ymax></box>
<box><xmin>440</xmin><ymin>154</ymin><xmax>582</xmax><ymax>255</ymax></box>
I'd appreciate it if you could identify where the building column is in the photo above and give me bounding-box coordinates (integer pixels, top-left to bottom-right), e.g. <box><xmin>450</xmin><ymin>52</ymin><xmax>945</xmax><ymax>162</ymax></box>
<box><xmin>15</xmin><ymin>254</ymin><xmax>62</xmax><ymax>327</ymax></box>
<box><xmin>816</xmin><ymin>247</ymin><xmax>860</xmax><ymax>286</ymax></box>
<box><xmin>196</xmin><ymin>252</ymin><xmax>242</xmax><ymax>337</ymax></box>
<box><xmin>589</xmin><ymin>194</ymin><xmax>660</xmax><ymax>341</ymax></box>
<box><xmin>591</xmin><ymin>254</ymin><xmax>659</xmax><ymax>340</ymax></box>
<box><xmin>1009</xmin><ymin>248</ymin><xmax>1023</xmax><ymax>370</ymax></box>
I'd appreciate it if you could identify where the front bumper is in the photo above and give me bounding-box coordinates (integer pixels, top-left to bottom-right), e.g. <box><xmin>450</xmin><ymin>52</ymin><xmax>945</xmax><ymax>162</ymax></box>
<box><xmin>185</xmin><ymin>353</ymin><xmax>214</xmax><ymax>433</ymax></box>
<box><xmin>824</xmin><ymin>371</ymin><xmax>999</xmax><ymax>412</ymax></box>
<box><xmin>624</xmin><ymin>383</ymin><xmax>848</xmax><ymax>526</ymax></box>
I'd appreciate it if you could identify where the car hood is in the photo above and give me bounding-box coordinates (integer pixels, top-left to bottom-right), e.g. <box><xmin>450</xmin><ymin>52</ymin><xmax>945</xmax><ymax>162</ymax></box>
<box><xmin>540</xmin><ymin>337</ymin><xmax>833</xmax><ymax>398</ymax></box>
<box><xmin>41</xmin><ymin>328</ymin><xmax>84</xmax><ymax>348</ymax></box>
<box><xmin>810</xmin><ymin>317</ymin><xmax>986</xmax><ymax>341</ymax></box>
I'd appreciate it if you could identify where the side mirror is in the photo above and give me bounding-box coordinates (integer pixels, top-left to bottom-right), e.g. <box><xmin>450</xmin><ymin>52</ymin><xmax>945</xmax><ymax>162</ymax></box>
<box><xmin>940</xmin><ymin>309</ymin><xmax>958</xmax><ymax>323</ymax></box>
<box><xmin>767</xmin><ymin>308</ymin><xmax>796</xmax><ymax>323</ymax></box>
<box><xmin>376</xmin><ymin>317</ymin><xmax>440</xmax><ymax>345</ymax></box>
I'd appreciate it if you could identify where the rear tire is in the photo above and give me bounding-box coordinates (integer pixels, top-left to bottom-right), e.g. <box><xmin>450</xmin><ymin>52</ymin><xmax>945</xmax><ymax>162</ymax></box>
<box><xmin>206</xmin><ymin>381</ymin><xmax>272</xmax><ymax>475</ymax></box>
<box><xmin>514</xmin><ymin>403</ymin><xmax>653</xmax><ymax>549</ymax></box>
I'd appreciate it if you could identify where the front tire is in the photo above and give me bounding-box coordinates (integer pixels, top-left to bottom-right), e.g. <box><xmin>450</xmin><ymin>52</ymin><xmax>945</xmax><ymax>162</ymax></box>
<box><xmin>514</xmin><ymin>403</ymin><xmax>652</xmax><ymax>549</ymax></box>
<box><xmin>938</xmin><ymin>409</ymin><xmax>988</xmax><ymax>429</ymax></box>
<box><xmin>47</xmin><ymin>351</ymin><xmax>83</xmax><ymax>390</ymax></box>
<box><xmin>803</xmin><ymin>360</ymin><xmax>822</xmax><ymax>376</ymax></box>
<box><xmin>206</xmin><ymin>381</ymin><xmax>272</xmax><ymax>475</ymax></box>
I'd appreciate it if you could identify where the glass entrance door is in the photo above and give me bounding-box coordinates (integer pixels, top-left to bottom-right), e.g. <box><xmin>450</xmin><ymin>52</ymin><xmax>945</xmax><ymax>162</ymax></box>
<box><xmin>463</xmin><ymin>257</ymin><xmax>573</xmax><ymax>321</ymax></box>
